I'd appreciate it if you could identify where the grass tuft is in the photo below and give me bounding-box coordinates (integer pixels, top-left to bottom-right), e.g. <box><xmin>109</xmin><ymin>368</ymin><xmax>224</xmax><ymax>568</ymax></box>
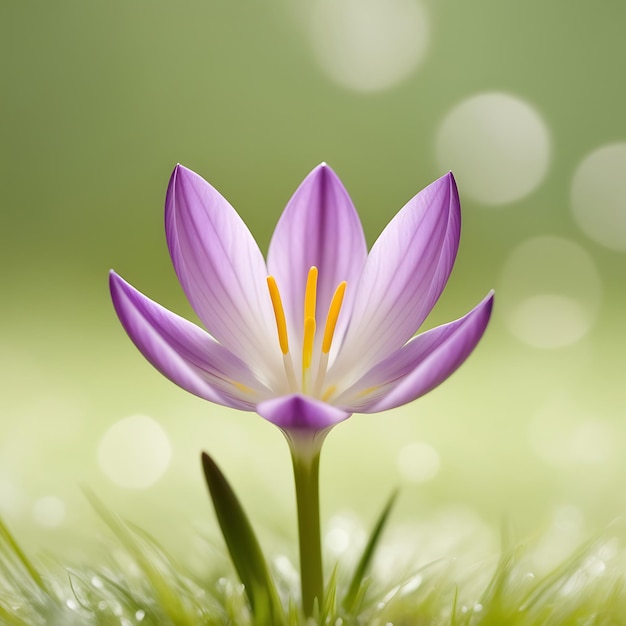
<box><xmin>0</xmin><ymin>510</ymin><xmax>624</xmax><ymax>625</ymax></box>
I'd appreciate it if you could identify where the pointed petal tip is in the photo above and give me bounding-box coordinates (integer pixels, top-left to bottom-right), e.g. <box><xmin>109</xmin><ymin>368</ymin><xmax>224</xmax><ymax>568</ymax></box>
<box><xmin>109</xmin><ymin>271</ymin><xmax>138</xmax><ymax>314</ymax></box>
<box><xmin>110</xmin><ymin>272</ymin><xmax>146</xmax><ymax>309</ymax></box>
<box><xmin>307</xmin><ymin>162</ymin><xmax>346</xmax><ymax>186</ymax></box>
<box><xmin>439</xmin><ymin>170</ymin><xmax>461</xmax><ymax>224</ymax></box>
<box><xmin>414</xmin><ymin>171</ymin><xmax>458</xmax><ymax>205</ymax></box>
<box><xmin>169</xmin><ymin>163</ymin><xmax>196</xmax><ymax>184</ymax></box>
<box><xmin>310</xmin><ymin>161</ymin><xmax>336</xmax><ymax>178</ymax></box>
<box><xmin>447</xmin><ymin>171</ymin><xmax>456</xmax><ymax>188</ymax></box>
<box><xmin>431</xmin><ymin>171</ymin><xmax>458</xmax><ymax>197</ymax></box>
<box><xmin>483</xmin><ymin>289</ymin><xmax>495</xmax><ymax>309</ymax></box>
<box><xmin>166</xmin><ymin>165</ymin><xmax>182</xmax><ymax>205</ymax></box>
<box><xmin>437</xmin><ymin>170</ymin><xmax>457</xmax><ymax>190</ymax></box>
<box><xmin>109</xmin><ymin>269</ymin><xmax>125</xmax><ymax>294</ymax></box>
<box><xmin>168</xmin><ymin>164</ymin><xmax>209</xmax><ymax>193</ymax></box>
<box><xmin>165</xmin><ymin>163</ymin><xmax>211</xmax><ymax>221</ymax></box>
<box><xmin>358</xmin><ymin>290</ymin><xmax>495</xmax><ymax>414</ymax></box>
<box><xmin>462</xmin><ymin>290</ymin><xmax>495</xmax><ymax>326</ymax></box>
<box><xmin>484</xmin><ymin>290</ymin><xmax>495</xmax><ymax>320</ymax></box>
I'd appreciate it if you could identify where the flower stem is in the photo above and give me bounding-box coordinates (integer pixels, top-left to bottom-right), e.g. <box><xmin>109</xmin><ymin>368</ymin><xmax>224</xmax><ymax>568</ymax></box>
<box><xmin>290</xmin><ymin>442</ymin><xmax>323</xmax><ymax>617</ymax></box>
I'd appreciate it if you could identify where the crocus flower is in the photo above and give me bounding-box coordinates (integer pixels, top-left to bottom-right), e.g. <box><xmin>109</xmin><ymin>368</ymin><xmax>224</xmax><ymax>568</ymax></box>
<box><xmin>109</xmin><ymin>163</ymin><xmax>493</xmax><ymax>615</ymax></box>
<box><xmin>110</xmin><ymin>163</ymin><xmax>493</xmax><ymax>436</ymax></box>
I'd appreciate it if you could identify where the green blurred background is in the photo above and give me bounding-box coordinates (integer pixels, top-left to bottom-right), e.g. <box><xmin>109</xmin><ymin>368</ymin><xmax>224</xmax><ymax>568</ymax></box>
<box><xmin>1</xmin><ymin>0</ymin><xmax>625</xmax><ymax>562</ymax></box>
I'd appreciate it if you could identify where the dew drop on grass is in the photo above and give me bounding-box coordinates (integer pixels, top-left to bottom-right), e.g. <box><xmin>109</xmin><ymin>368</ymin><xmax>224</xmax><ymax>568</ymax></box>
<box><xmin>399</xmin><ymin>574</ymin><xmax>422</xmax><ymax>596</ymax></box>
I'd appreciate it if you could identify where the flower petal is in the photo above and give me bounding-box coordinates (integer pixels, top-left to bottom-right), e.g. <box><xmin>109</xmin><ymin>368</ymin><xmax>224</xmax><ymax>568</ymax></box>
<box><xmin>165</xmin><ymin>165</ymin><xmax>281</xmax><ymax>383</ymax></box>
<box><xmin>257</xmin><ymin>394</ymin><xmax>351</xmax><ymax>432</ymax></box>
<box><xmin>332</xmin><ymin>172</ymin><xmax>461</xmax><ymax>382</ymax></box>
<box><xmin>110</xmin><ymin>271</ymin><xmax>270</xmax><ymax>410</ymax></box>
<box><xmin>266</xmin><ymin>164</ymin><xmax>367</xmax><ymax>351</ymax></box>
<box><xmin>336</xmin><ymin>292</ymin><xmax>494</xmax><ymax>412</ymax></box>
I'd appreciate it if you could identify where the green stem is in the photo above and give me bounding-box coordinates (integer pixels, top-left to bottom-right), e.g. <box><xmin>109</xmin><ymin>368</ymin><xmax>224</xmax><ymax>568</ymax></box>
<box><xmin>290</xmin><ymin>442</ymin><xmax>323</xmax><ymax>617</ymax></box>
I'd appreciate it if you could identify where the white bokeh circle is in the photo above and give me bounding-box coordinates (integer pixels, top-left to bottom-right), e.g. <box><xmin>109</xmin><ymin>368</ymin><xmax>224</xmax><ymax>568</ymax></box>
<box><xmin>529</xmin><ymin>395</ymin><xmax>614</xmax><ymax>467</ymax></box>
<box><xmin>308</xmin><ymin>0</ymin><xmax>429</xmax><ymax>92</ymax></box>
<box><xmin>32</xmin><ymin>496</ymin><xmax>66</xmax><ymax>528</ymax></box>
<box><xmin>98</xmin><ymin>415</ymin><xmax>172</xmax><ymax>489</ymax></box>
<box><xmin>397</xmin><ymin>441</ymin><xmax>440</xmax><ymax>483</ymax></box>
<box><xmin>499</xmin><ymin>236</ymin><xmax>601</xmax><ymax>348</ymax></box>
<box><xmin>571</xmin><ymin>143</ymin><xmax>626</xmax><ymax>251</ymax></box>
<box><xmin>325</xmin><ymin>513</ymin><xmax>366</xmax><ymax>558</ymax></box>
<box><xmin>436</xmin><ymin>92</ymin><xmax>551</xmax><ymax>205</ymax></box>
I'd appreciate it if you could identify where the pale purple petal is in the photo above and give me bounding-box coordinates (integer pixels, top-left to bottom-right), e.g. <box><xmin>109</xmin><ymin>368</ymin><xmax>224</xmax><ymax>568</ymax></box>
<box><xmin>335</xmin><ymin>292</ymin><xmax>493</xmax><ymax>412</ymax></box>
<box><xmin>165</xmin><ymin>165</ymin><xmax>281</xmax><ymax>383</ymax></box>
<box><xmin>267</xmin><ymin>164</ymin><xmax>367</xmax><ymax>350</ymax></box>
<box><xmin>110</xmin><ymin>271</ymin><xmax>271</xmax><ymax>410</ymax></box>
<box><xmin>257</xmin><ymin>394</ymin><xmax>351</xmax><ymax>431</ymax></box>
<box><xmin>332</xmin><ymin>172</ymin><xmax>461</xmax><ymax>382</ymax></box>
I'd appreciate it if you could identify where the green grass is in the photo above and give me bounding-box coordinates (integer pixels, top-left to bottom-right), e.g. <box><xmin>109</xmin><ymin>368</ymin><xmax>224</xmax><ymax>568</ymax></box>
<box><xmin>1</xmin><ymin>513</ymin><xmax>625</xmax><ymax>626</ymax></box>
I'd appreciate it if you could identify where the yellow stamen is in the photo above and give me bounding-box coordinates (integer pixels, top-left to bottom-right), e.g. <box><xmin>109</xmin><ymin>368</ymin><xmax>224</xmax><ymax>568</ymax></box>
<box><xmin>302</xmin><ymin>316</ymin><xmax>316</xmax><ymax>371</ymax></box>
<box><xmin>322</xmin><ymin>281</ymin><xmax>347</xmax><ymax>354</ymax></box>
<box><xmin>304</xmin><ymin>266</ymin><xmax>318</xmax><ymax>321</ymax></box>
<box><xmin>267</xmin><ymin>276</ymin><xmax>289</xmax><ymax>354</ymax></box>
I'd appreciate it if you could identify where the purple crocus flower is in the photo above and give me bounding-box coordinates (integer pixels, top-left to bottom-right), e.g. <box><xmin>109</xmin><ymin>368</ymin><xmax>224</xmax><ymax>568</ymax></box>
<box><xmin>110</xmin><ymin>163</ymin><xmax>493</xmax><ymax>614</ymax></box>
<box><xmin>110</xmin><ymin>163</ymin><xmax>493</xmax><ymax>436</ymax></box>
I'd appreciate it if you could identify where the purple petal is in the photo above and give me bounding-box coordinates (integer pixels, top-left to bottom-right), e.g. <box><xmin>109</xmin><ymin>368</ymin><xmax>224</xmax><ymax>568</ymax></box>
<box><xmin>110</xmin><ymin>271</ymin><xmax>270</xmax><ymax>410</ymax></box>
<box><xmin>336</xmin><ymin>292</ymin><xmax>494</xmax><ymax>412</ymax></box>
<box><xmin>165</xmin><ymin>165</ymin><xmax>281</xmax><ymax>383</ymax></box>
<box><xmin>266</xmin><ymin>164</ymin><xmax>367</xmax><ymax>350</ymax></box>
<box><xmin>332</xmin><ymin>172</ymin><xmax>461</xmax><ymax>381</ymax></box>
<box><xmin>257</xmin><ymin>394</ymin><xmax>351</xmax><ymax>432</ymax></box>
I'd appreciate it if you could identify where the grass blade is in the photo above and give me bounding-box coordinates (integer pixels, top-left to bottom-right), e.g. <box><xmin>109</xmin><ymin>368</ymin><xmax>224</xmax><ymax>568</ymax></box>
<box><xmin>201</xmin><ymin>451</ymin><xmax>286</xmax><ymax>625</ymax></box>
<box><xmin>320</xmin><ymin>562</ymin><xmax>339</xmax><ymax>624</ymax></box>
<box><xmin>83</xmin><ymin>488</ymin><xmax>198</xmax><ymax>623</ymax></box>
<box><xmin>0</xmin><ymin>518</ymin><xmax>48</xmax><ymax>595</ymax></box>
<box><xmin>342</xmin><ymin>488</ymin><xmax>398</xmax><ymax>613</ymax></box>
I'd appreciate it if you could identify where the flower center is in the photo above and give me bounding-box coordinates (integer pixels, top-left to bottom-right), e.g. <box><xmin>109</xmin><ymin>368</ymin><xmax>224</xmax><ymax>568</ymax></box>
<box><xmin>267</xmin><ymin>267</ymin><xmax>346</xmax><ymax>398</ymax></box>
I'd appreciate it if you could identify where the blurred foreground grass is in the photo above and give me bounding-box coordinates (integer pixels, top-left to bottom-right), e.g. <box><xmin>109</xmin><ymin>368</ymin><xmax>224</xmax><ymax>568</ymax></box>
<box><xmin>2</xmin><ymin>509</ymin><xmax>625</xmax><ymax>625</ymax></box>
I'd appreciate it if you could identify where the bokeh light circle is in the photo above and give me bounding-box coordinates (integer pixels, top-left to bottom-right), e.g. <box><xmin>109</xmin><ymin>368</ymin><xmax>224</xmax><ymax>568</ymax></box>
<box><xmin>325</xmin><ymin>514</ymin><xmax>366</xmax><ymax>558</ymax></box>
<box><xmin>308</xmin><ymin>0</ymin><xmax>429</xmax><ymax>92</ymax></box>
<box><xmin>397</xmin><ymin>442</ymin><xmax>440</xmax><ymax>483</ymax></box>
<box><xmin>436</xmin><ymin>92</ymin><xmax>551</xmax><ymax>205</ymax></box>
<box><xmin>529</xmin><ymin>396</ymin><xmax>615</xmax><ymax>467</ymax></box>
<box><xmin>499</xmin><ymin>236</ymin><xmax>601</xmax><ymax>348</ymax></box>
<box><xmin>571</xmin><ymin>143</ymin><xmax>626</xmax><ymax>251</ymax></box>
<box><xmin>98</xmin><ymin>415</ymin><xmax>172</xmax><ymax>488</ymax></box>
<box><xmin>32</xmin><ymin>496</ymin><xmax>66</xmax><ymax>527</ymax></box>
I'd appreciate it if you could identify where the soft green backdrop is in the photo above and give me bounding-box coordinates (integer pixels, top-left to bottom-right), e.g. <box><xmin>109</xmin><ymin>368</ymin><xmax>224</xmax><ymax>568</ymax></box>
<box><xmin>1</xmin><ymin>0</ymin><xmax>625</xmax><ymax>562</ymax></box>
